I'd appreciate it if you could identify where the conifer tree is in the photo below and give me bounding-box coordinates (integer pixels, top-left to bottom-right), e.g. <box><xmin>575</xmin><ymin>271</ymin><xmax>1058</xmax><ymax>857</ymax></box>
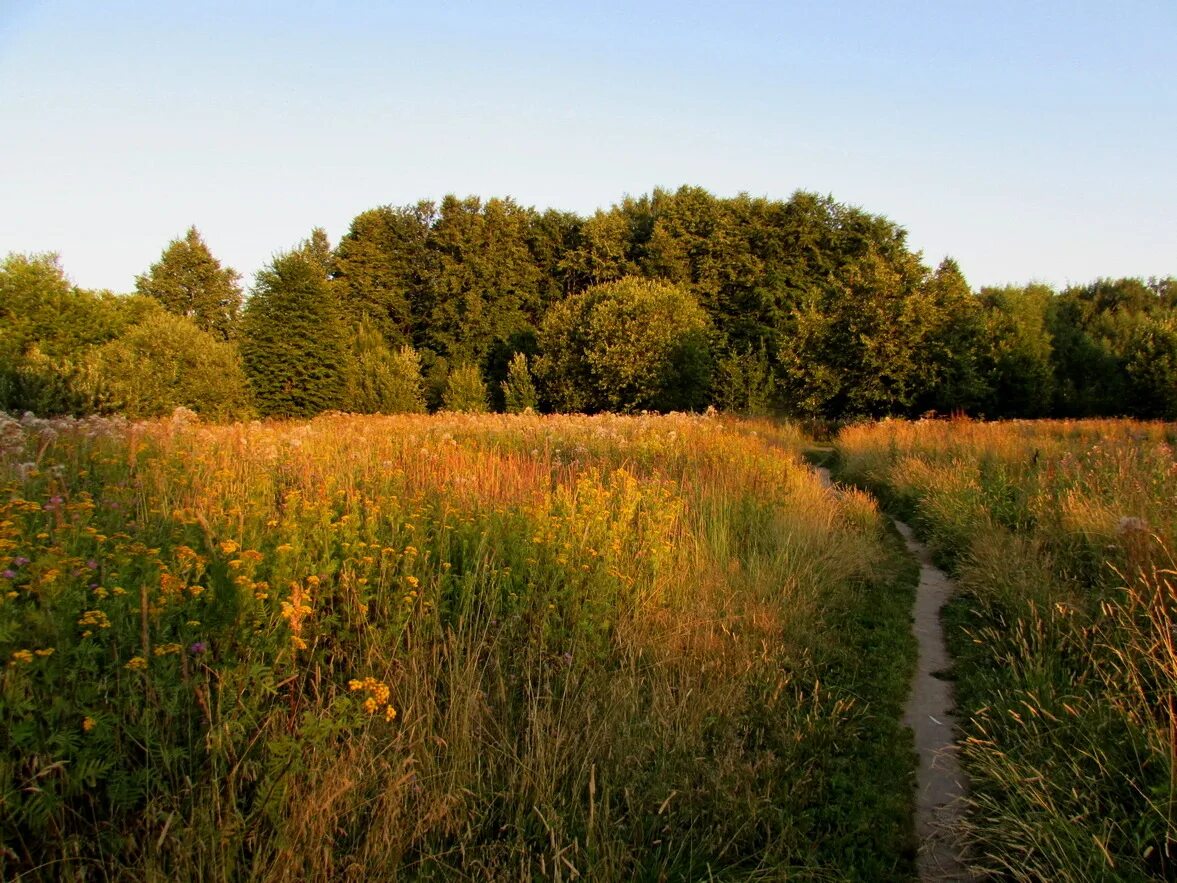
<box><xmin>442</xmin><ymin>363</ymin><xmax>489</xmax><ymax>413</ymax></box>
<box><xmin>501</xmin><ymin>351</ymin><xmax>538</xmax><ymax>413</ymax></box>
<box><xmin>240</xmin><ymin>248</ymin><xmax>351</xmax><ymax>418</ymax></box>
<box><xmin>135</xmin><ymin>227</ymin><xmax>242</xmax><ymax>340</ymax></box>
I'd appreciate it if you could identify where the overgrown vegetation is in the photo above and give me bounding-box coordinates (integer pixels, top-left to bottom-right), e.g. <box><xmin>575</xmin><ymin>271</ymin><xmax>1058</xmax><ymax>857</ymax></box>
<box><xmin>837</xmin><ymin>418</ymin><xmax>1177</xmax><ymax>881</ymax></box>
<box><xmin>0</xmin><ymin>411</ymin><xmax>916</xmax><ymax>880</ymax></box>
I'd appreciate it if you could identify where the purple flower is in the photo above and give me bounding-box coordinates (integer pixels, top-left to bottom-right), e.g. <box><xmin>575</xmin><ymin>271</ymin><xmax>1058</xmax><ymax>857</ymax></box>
<box><xmin>12</xmin><ymin>557</ymin><xmax>29</xmax><ymax>567</ymax></box>
<box><xmin>188</xmin><ymin>641</ymin><xmax>208</xmax><ymax>655</ymax></box>
<box><xmin>2</xmin><ymin>569</ymin><xmax>15</xmax><ymax>580</ymax></box>
<box><xmin>86</xmin><ymin>559</ymin><xmax>98</xmax><ymax>570</ymax></box>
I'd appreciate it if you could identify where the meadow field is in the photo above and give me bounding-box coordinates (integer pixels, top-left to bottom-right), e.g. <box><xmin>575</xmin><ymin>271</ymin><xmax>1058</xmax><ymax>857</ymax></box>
<box><xmin>837</xmin><ymin>418</ymin><xmax>1177</xmax><ymax>881</ymax></box>
<box><xmin>0</xmin><ymin>410</ymin><xmax>916</xmax><ymax>881</ymax></box>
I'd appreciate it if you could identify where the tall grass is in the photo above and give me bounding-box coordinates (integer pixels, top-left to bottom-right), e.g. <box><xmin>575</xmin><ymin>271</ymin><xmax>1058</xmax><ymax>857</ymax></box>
<box><xmin>838</xmin><ymin>417</ymin><xmax>1177</xmax><ymax>881</ymax></box>
<box><xmin>1</xmin><ymin>410</ymin><xmax>915</xmax><ymax>880</ymax></box>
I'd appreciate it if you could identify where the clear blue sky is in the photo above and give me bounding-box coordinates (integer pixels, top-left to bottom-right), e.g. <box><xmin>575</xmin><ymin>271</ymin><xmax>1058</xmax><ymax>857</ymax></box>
<box><xmin>1</xmin><ymin>0</ymin><xmax>1174</xmax><ymax>293</ymax></box>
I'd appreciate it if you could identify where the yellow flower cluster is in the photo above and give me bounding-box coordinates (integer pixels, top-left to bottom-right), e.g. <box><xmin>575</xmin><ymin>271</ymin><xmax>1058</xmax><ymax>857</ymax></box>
<box><xmin>153</xmin><ymin>643</ymin><xmax>183</xmax><ymax>656</ymax></box>
<box><xmin>125</xmin><ymin>656</ymin><xmax>147</xmax><ymax>670</ymax></box>
<box><xmin>78</xmin><ymin>609</ymin><xmax>112</xmax><ymax>630</ymax></box>
<box><xmin>348</xmin><ymin>676</ymin><xmax>397</xmax><ymax>721</ymax></box>
<box><xmin>280</xmin><ymin>580</ymin><xmax>313</xmax><ymax>650</ymax></box>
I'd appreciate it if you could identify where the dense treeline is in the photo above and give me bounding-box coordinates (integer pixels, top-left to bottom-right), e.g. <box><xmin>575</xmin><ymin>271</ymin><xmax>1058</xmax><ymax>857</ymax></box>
<box><xmin>2</xmin><ymin>186</ymin><xmax>1174</xmax><ymax>421</ymax></box>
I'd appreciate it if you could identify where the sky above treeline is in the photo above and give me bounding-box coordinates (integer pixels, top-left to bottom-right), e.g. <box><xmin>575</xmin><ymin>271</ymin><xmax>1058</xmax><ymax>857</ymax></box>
<box><xmin>1</xmin><ymin>0</ymin><xmax>1174</xmax><ymax>294</ymax></box>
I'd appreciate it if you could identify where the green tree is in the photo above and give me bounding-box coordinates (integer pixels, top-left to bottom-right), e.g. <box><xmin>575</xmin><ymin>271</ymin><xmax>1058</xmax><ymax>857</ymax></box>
<box><xmin>501</xmin><ymin>352</ymin><xmax>538</xmax><ymax>413</ymax></box>
<box><xmin>426</xmin><ymin>195</ymin><xmax>546</xmax><ymax>365</ymax></box>
<box><xmin>909</xmin><ymin>258</ymin><xmax>990</xmax><ymax>415</ymax></box>
<box><xmin>334</xmin><ymin>203</ymin><xmax>436</xmax><ymax>346</ymax></box>
<box><xmin>89</xmin><ymin>312</ymin><xmax>252</xmax><ymax>420</ymax></box>
<box><xmin>240</xmin><ymin>247</ymin><xmax>351</xmax><ymax>418</ymax></box>
<box><xmin>977</xmin><ymin>284</ymin><xmax>1056</xmax><ymax>417</ymax></box>
<box><xmin>0</xmin><ymin>253</ymin><xmax>144</xmax><ymax>414</ymax></box>
<box><xmin>348</xmin><ymin>319</ymin><xmax>426</xmax><ymax>414</ymax></box>
<box><xmin>134</xmin><ymin>227</ymin><xmax>242</xmax><ymax>340</ymax></box>
<box><xmin>777</xmin><ymin>244</ymin><xmax>928</xmax><ymax>418</ymax></box>
<box><xmin>713</xmin><ymin>345</ymin><xmax>778</xmax><ymax>416</ymax></box>
<box><xmin>1124</xmin><ymin>316</ymin><xmax>1177</xmax><ymax>419</ymax></box>
<box><xmin>441</xmin><ymin>363</ymin><xmax>489</xmax><ymax>413</ymax></box>
<box><xmin>537</xmin><ymin>277</ymin><xmax>712</xmax><ymax>413</ymax></box>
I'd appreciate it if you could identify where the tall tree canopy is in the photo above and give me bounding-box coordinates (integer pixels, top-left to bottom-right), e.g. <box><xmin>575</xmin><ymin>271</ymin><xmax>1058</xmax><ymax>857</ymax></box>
<box><xmin>135</xmin><ymin>227</ymin><xmax>242</xmax><ymax>340</ymax></box>
<box><xmin>7</xmin><ymin>185</ymin><xmax>1175</xmax><ymax>421</ymax></box>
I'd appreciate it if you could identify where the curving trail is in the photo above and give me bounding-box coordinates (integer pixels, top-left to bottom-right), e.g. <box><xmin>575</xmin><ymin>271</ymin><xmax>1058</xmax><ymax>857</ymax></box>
<box><xmin>815</xmin><ymin>467</ymin><xmax>970</xmax><ymax>881</ymax></box>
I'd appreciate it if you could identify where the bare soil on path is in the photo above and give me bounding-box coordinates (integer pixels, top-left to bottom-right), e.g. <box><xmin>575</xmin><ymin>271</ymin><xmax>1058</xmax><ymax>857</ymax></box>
<box><xmin>814</xmin><ymin>467</ymin><xmax>971</xmax><ymax>881</ymax></box>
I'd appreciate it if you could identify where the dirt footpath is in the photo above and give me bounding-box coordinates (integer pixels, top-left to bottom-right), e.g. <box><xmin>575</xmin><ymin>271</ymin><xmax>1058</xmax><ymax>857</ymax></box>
<box><xmin>815</xmin><ymin>467</ymin><xmax>971</xmax><ymax>881</ymax></box>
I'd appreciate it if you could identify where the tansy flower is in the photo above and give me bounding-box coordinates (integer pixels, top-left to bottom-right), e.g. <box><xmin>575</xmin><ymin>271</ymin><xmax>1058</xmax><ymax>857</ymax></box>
<box><xmin>125</xmin><ymin>656</ymin><xmax>147</xmax><ymax>671</ymax></box>
<box><xmin>82</xmin><ymin>717</ymin><xmax>96</xmax><ymax>732</ymax></box>
<box><xmin>10</xmin><ymin>649</ymin><xmax>33</xmax><ymax>664</ymax></box>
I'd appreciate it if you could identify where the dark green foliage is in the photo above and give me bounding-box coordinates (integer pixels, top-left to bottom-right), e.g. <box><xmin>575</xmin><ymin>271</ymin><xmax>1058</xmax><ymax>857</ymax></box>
<box><xmin>777</xmin><ymin>246</ymin><xmax>929</xmax><ymax>418</ymax></box>
<box><xmin>240</xmin><ymin>247</ymin><xmax>351</xmax><ymax>419</ymax></box>
<box><xmin>1124</xmin><ymin>316</ymin><xmax>1177</xmax><ymax>419</ymax></box>
<box><xmin>334</xmin><ymin>203</ymin><xmax>436</xmax><ymax>347</ymax></box>
<box><xmin>7</xmin><ymin>187</ymin><xmax>1175</xmax><ymax>422</ymax></box>
<box><xmin>537</xmin><ymin>277</ymin><xmax>712</xmax><ymax>413</ymax></box>
<box><xmin>713</xmin><ymin>345</ymin><xmax>778</xmax><ymax>416</ymax></box>
<box><xmin>977</xmin><ymin>285</ymin><xmax>1056</xmax><ymax>417</ymax></box>
<box><xmin>426</xmin><ymin>196</ymin><xmax>547</xmax><ymax>366</ymax></box>
<box><xmin>911</xmin><ymin>259</ymin><xmax>990</xmax><ymax>415</ymax></box>
<box><xmin>134</xmin><ymin>227</ymin><xmax>242</xmax><ymax>340</ymax></box>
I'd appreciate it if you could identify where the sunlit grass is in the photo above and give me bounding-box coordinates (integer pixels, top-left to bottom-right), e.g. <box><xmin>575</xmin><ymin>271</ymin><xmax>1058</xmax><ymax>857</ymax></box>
<box><xmin>838</xmin><ymin>417</ymin><xmax>1177</xmax><ymax>880</ymax></box>
<box><xmin>0</xmin><ymin>410</ymin><xmax>915</xmax><ymax>880</ymax></box>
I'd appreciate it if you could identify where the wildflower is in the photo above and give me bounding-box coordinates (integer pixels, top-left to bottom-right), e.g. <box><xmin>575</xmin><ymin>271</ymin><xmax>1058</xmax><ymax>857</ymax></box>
<box><xmin>78</xmin><ymin>609</ymin><xmax>112</xmax><ymax>630</ymax></box>
<box><xmin>34</xmin><ymin>648</ymin><xmax>54</xmax><ymax>657</ymax></box>
<box><xmin>12</xmin><ymin>556</ymin><xmax>29</xmax><ymax>567</ymax></box>
<box><xmin>10</xmin><ymin>649</ymin><xmax>34</xmax><ymax>665</ymax></box>
<box><xmin>153</xmin><ymin>643</ymin><xmax>183</xmax><ymax>657</ymax></box>
<box><xmin>220</xmin><ymin>540</ymin><xmax>239</xmax><ymax>555</ymax></box>
<box><xmin>189</xmin><ymin>641</ymin><xmax>208</xmax><ymax>655</ymax></box>
<box><xmin>125</xmin><ymin>656</ymin><xmax>147</xmax><ymax>670</ymax></box>
<box><xmin>405</xmin><ymin>575</ymin><xmax>419</xmax><ymax>588</ymax></box>
<box><xmin>384</xmin><ymin>705</ymin><xmax>398</xmax><ymax>722</ymax></box>
<box><xmin>82</xmin><ymin>716</ymin><xmax>96</xmax><ymax>732</ymax></box>
<box><xmin>1</xmin><ymin>570</ymin><xmax>14</xmax><ymax>580</ymax></box>
<box><xmin>86</xmin><ymin>559</ymin><xmax>98</xmax><ymax>570</ymax></box>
